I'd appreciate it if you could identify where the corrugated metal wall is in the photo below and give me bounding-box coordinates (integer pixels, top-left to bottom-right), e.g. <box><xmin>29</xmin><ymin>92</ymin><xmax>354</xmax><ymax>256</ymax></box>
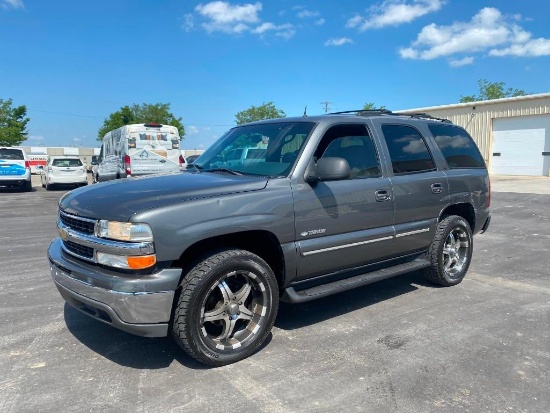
<box><xmin>399</xmin><ymin>94</ymin><xmax>550</xmax><ymax>162</ymax></box>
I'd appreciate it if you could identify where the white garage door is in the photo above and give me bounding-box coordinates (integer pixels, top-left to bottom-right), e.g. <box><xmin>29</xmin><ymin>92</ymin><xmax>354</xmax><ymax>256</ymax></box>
<box><xmin>491</xmin><ymin>115</ymin><xmax>550</xmax><ymax>176</ymax></box>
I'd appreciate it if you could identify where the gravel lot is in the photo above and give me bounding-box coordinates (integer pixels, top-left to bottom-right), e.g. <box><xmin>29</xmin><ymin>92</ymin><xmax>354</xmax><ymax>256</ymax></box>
<box><xmin>1</xmin><ymin>174</ymin><xmax>549</xmax><ymax>413</ymax></box>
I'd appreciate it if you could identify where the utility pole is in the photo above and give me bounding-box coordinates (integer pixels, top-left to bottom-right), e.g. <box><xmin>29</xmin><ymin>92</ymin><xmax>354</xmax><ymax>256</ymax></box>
<box><xmin>320</xmin><ymin>101</ymin><xmax>332</xmax><ymax>114</ymax></box>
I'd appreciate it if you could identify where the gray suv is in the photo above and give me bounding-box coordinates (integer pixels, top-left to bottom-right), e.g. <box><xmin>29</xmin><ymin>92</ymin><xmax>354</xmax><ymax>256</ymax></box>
<box><xmin>48</xmin><ymin>110</ymin><xmax>491</xmax><ymax>366</ymax></box>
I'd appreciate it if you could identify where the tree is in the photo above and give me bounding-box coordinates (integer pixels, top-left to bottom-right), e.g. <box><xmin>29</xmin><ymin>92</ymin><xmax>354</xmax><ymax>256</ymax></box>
<box><xmin>459</xmin><ymin>79</ymin><xmax>528</xmax><ymax>103</ymax></box>
<box><xmin>0</xmin><ymin>98</ymin><xmax>30</xmax><ymax>147</ymax></box>
<box><xmin>362</xmin><ymin>102</ymin><xmax>386</xmax><ymax>110</ymax></box>
<box><xmin>97</xmin><ymin>103</ymin><xmax>185</xmax><ymax>140</ymax></box>
<box><xmin>235</xmin><ymin>102</ymin><xmax>285</xmax><ymax>125</ymax></box>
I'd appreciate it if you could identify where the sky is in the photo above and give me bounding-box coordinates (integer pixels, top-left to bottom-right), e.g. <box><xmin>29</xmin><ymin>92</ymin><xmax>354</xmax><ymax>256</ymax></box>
<box><xmin>1</xmin><ymin>0</ymin><xmax>549</xmax><ymax>151</ymax></box>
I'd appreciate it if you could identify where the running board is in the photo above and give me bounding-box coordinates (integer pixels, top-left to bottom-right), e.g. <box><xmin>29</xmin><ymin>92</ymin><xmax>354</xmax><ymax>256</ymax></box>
<box><xmin>281</xmin><ymin>259</ymin><xmax>430</xmax><ymax>303</ymax></box>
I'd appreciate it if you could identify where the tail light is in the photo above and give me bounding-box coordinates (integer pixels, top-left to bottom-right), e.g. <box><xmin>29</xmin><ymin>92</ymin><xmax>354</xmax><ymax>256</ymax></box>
<box><xmin>25</xmin><ymin>160</ymin><xmax>30</xmax><ymax>170</ymax></box>
<box><xmin>179</xmin><ymin>154</ymin><xmax>184</xmax><ymax>170</ymax></box>
<box><xmin>125</xmin><ymin>155</ymin><xmax>131</xmax><ymax>176</ymax></box>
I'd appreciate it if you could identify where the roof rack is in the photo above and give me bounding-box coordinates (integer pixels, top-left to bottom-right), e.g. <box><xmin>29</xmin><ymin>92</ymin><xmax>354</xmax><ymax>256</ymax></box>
<box><xmin>327</xmin><ymin>109</ymin><xmax>452</xmax><ymax>123</ymax></box>
<box><xmin>329</xmin><ymin>109</ymin><xmax>393</xmax><ymax>115</ymax></box>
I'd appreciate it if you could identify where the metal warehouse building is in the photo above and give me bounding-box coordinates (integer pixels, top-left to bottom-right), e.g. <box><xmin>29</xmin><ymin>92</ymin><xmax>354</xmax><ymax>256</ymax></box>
<box><xmin>400</xmin><ymin>93</ymin><xmax>550</xmax><ymax>176</ymax></box>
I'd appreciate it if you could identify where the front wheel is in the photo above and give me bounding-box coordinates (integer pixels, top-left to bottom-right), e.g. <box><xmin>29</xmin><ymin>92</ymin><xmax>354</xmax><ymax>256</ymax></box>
<box><xmin>172</xmin><ymin>249</ymin><xmax>279</xmax><ymax>366</ymax></box>
<box><xmin>424</xmin><ymin>215</ymin><xmax>473</xmax><ymax>286</ymax></box>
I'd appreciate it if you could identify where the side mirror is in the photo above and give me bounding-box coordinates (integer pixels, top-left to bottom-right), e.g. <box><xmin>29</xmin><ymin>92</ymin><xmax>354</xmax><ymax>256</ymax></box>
<box><xmin>306</xmin><ymin>157</ymin><xmax>350</xmax><ymax>182</ymax></box>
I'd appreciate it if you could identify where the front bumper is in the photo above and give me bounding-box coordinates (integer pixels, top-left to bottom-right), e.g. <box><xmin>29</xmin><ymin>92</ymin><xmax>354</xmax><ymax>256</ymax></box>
<box><xmin>48</xmin><ymin>238</ymin><xmax>182</xmax><ymax>337</ymax></box>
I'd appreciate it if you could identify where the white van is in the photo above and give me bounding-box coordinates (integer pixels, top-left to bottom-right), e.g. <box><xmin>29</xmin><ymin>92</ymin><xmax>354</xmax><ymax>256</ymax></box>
<box><xmin>94</xmin><ymin>123</ymin><xmax>184</xmax><ymax>182</ymax></box>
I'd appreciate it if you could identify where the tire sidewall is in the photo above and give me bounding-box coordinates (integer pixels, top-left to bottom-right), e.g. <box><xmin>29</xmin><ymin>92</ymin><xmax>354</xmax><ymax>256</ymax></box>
<box><xmin>436</xmin><ymin>216</ymin><xmax>473</xmax><ymax>285</ymax></box>
<box><xmin>180</xmin><ymin>250</ymin><xmax>278</xmax><ymax>366</ymax></box>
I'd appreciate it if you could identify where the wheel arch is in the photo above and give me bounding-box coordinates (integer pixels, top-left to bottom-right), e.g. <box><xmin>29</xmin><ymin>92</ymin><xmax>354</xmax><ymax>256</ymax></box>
<box><xmin>174</xmin><ymin>230</ymin><xmax>286</xmax><ymax>290</ymax></box>
<box><xmin>440</xmin><ymin>203</ymin><xmax>475</xmax><ymax>231</ymax></box>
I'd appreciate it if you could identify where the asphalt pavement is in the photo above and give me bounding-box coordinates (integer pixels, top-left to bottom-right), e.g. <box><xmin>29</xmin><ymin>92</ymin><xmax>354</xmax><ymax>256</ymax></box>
<box><xmin>0</xmin><ymin>174</ymin><xmax>549</xmax><ymax>413</ymax></box>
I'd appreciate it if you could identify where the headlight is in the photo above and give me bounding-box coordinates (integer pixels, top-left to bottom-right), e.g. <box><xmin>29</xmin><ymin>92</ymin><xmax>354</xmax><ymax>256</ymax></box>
<box><xmin>95</xmin><ymin>220</ymin><xmax>153</xmax><ymax>242</ymax></box>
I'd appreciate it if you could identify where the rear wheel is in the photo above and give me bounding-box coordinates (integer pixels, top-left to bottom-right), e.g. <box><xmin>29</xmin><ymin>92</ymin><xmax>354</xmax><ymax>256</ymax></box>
<box><xmin>424</xmin><ymin>215</ymin><xmax>473</xmax><ymax>286</ymax></box>
<box><xmin>172</xmin><ymin>249</ymin><xmax>279</xmax><ymax>366</ymax></box>
<box><xmin>24</xmin><ymin>180</ymin><xmax>32</xmax><ymax>192</ymax></box>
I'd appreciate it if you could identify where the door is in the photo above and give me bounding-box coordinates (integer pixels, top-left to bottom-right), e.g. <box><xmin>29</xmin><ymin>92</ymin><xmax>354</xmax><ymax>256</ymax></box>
<box><xmin>375</xmin><ymin>122</ymin><xmax>448</xmax><ymax>253</ymax></box>
<box><xmin>492</xmin><ymin>115</ymin><xmax>550</xmax><ymax>176</ymax></box>
<box><xmin>293</xmin><ymin>124</ymin><xmax>395</xmax><ymax>280</ymax></box>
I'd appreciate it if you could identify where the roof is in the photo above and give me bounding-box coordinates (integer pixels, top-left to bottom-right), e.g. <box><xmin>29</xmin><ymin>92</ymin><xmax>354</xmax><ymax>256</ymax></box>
<box><xmin>398</xmin><ymin>92</ymin><xmax>550</xmax><ymax>113</ymax></box>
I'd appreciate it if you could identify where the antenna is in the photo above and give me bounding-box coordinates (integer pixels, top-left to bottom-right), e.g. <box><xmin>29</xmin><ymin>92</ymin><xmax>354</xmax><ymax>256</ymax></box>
<box><xmin>303</xmin><ymin>106</ymin><xmax>308</xmax><ymax>117</ymax></box>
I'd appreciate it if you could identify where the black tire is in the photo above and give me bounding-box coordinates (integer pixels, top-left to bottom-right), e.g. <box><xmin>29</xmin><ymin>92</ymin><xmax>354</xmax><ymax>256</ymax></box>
<box><xmin>172</xmin><ymin>249</ymin><xmax>279</xmax><ymax>366</ymax></box>
<box><xmin>424</xmin><ymin>215</ymin><xmax>473</xmax><ymax>286</ymax></box>
<box><xmin>24</xmin><ymin>180</ymin><xmax>32</xmax><ymax>192</ymax></box>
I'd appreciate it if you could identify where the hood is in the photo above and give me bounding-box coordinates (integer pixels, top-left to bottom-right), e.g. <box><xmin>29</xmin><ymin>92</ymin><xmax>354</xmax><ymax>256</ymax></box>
<box><xmin>59</xmin><ymin>172</ymin><xmax>268</xmax><ymax>221</ymax></box>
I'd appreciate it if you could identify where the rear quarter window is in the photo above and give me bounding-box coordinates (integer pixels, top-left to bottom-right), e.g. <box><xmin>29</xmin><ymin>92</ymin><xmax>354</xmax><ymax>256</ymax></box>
<box><xmin>428</xmin><ymin>124</ymin><xmax>485</xmax><ymax>169</ymax></box>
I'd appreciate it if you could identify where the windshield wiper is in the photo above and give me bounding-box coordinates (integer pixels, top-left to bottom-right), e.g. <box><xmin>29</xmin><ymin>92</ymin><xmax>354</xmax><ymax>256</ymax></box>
<box><xmin>205</xmin><ymin>168</ymin><xmax>244</xmax><ymax>176</ymax></box>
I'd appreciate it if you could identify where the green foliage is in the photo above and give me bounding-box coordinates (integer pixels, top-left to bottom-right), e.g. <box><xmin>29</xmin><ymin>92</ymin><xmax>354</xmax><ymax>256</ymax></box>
<box><xmin>459</xmin><ymin>79</ymin><xmax>528</xmax><ymax>103</ymax></box>
<box><xmin>235</xmin><ymin>102</ymin><xmax>285</xmax><ymax>125</ymax></box>
<box><xmin>362</xmin><ymin>102</ymin><xmax>386</xmax><ymax>110</ymax></box>
<box><xmin>0</xmin><ymin>98</ymin><xmax>30</xmax><ymax>147</ymax></box>
<box><xmin>97</xmin><ymin>103</ymin><xmax>185</xmax><ymax>141</ymax></box>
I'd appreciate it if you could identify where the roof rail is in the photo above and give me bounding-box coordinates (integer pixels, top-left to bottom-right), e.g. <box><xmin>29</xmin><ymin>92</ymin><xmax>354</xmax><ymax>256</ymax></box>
<box><xmin>392</xmin><ymin>112</ymin><xmax>452</xmax><ymax>123</ymax></box>
<box><xmin>328</xmin><ymin>109</ymin><xmax>452</xmax><ymax>123</ymax></box>
<box><xmin>329</xmin><ymin>109</ymin><xmax>393</xmax><ymax>115</ymax></box>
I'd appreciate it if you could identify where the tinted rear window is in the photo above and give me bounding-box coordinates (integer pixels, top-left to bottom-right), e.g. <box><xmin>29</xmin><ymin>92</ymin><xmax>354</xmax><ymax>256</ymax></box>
<box><xmin>428</xmin><ymin>124</ymin><xmax>485</xmax><ymax>169</ymax></box>
<box><xmin>0</xmin><ymin>149</ymin><xmax>24</xmax><ymax>160</ymax></box>
<box><xmin>52</xmin><ymin>159</ymin><xmax>83</xmax><ymax>167</ymax></box>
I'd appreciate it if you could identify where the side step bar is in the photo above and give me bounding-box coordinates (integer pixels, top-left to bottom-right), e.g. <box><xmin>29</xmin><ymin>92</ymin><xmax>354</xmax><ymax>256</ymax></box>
<box><xmin>281</xmin><ymin>259</ymin><xmax>430</xmax><ymax>303</ymax></box>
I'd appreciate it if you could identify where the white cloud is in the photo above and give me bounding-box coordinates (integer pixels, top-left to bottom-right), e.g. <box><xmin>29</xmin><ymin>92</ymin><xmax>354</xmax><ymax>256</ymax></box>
<box><xmin>196</xmin><ymin>1</ymin><xmax>261</xmax><ymax>25</ymax></box>
<box><xmin>399</xmin><ymin>7</ymin><xmax>550</xmax><ymax>62</ymax></box>
<box><xmin>347</xmin><ymin>0</ymin><xmax>445</xmax><ymax>31</ymax></box>
<box><xmin>1</xmin><ymin>0</ymin><xmax>24</xmax><ymax>10</ymax></box>
<box><xmin>490</xmin><ymin>37</ymin><xmax>550</xmax><ymax>57</ymax></box>
<box><xmin>449</xmin><ymin>56</ymin><xmax>474</xmax><ymax>67</ymax></box>
<box><xmin>73</xmin><ymin>137</ymin><xmax>82</xmax><ymax>143</ymax></box>
<box><xmin>315</xmin><ymin>18</ymin><xmax>326</xmax><ymax>26</ymax></box>
<box><xmin>27</xmin><ymin>135</ymin><xmax>45</xmax><ymax>142</ymax></box>
<box><xmin>325</xmin><ymin>37</ymin><xmax>353</xmax><ymax>47</ymax></box>
<box><xmin>182</xmin><ymin>14</ymin><xmax>194</xmax><ymax>32</ymax></box>
<box><xmin>187</xmin><ymin>125</ymin><xmax>200</xmax><ymax>135</ymax></box>
<box><xmin>192</xmin><ymin>1</ymin><xmax>295</xmax><ymax>39</ymax></box>
<box><xmin>296</xmin><ymin>9</ymin><xmax>319</xmax><ymax>19</ymax></box>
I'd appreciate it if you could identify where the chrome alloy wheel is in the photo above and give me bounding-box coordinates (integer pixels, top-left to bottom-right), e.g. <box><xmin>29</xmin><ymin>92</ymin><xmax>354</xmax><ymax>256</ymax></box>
<box><xmin>200</xmin><ymin>270</ymin><xmax>268</xmax><ymax>351</ymax></box>
<box><xmin>442</xmin><ymin>226</ymin><xmax>470</xmax><ymax>278</ymax></box>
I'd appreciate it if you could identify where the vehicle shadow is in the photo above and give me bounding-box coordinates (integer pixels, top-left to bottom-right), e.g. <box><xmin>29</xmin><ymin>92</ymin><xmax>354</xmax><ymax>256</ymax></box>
<box><xmin>63</xmin><ymin>270</ymin><xmax>434</xmax><ymax>370</ymax></box>
<box><xmin>0</xmin><ymin>186</ymin><xmax>37</xmax><ymax>193</ymax></box>
<box><xmin>275</xmin><ymin>270</ymin><xmax>435</xmax><ymax>330</ymax></box>
<box><xmin>63</xmin><ymin>304</ymin><xmax>208</xmax><ymax>370</ymax></box>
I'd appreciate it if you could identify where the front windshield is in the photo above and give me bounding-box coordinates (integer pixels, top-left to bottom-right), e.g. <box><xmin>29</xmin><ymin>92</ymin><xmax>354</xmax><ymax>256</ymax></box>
<box><xmin>193</xmin><ymin>121</ymin><xmax>315</xmax><ymax>177</ymax></box>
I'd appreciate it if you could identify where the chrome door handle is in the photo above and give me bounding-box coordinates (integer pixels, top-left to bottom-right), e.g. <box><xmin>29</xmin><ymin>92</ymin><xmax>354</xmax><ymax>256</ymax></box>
<box><xmin>431</xmin><ymin>183</ymin><xmax>444</xmax><ymax>194</ymax></box>
<box><xmin>375</xmin><ymin>190</ymin><xmax>391</xmax><ymax>202</ymax></box>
